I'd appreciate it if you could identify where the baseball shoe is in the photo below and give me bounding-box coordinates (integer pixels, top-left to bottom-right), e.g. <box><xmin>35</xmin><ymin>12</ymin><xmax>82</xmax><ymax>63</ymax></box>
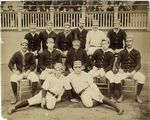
<box><xmin>135</xmin><ymin>95</ymin><xmax>142</xmax><ymax>104</ymax></box>
<box><xmin>11</xmin><ymin>96</ymin><xmax>18</xmax><ymax>104</ymax></box>
<box><xmin>8</xmin><ymin>106</ymin><xmax>16</xmax><ymax>115</ymax></box>
<box><xmin>117</xmin><ymin>107</ymin><xmax>124</xmax><ymax>115</ymax></box>
<box><xmin>117</xmin><ymin>95</ymin><xmax>124</xmax><ymax>103</ymax></box>
<box><xmin>110</xmin><ymin>97</ymin><xmax>116</xmax><ymax>103</ymax></box>
<box><xmin>70</xmin><ymin>99</ymin><xmax>79</xmax><ymax>103</ymax></box>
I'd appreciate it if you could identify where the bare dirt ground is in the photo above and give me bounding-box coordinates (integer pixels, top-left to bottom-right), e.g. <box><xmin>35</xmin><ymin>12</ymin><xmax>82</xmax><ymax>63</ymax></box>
<box><xmin>1</xmin><ymin>64</ymin><xmax>150</xmax><ymax>120</ymax></box>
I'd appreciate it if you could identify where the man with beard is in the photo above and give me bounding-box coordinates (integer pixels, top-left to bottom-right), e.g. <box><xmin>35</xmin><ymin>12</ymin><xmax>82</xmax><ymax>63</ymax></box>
<box><xmin>39</xmin><ymin>21</ymin><xmax>57</xmax><ymax>51</ymax></box>
<box><xmin>85</xmin><ymin>20</ymin><xmax>106</xmax><ymax>55</ymax></box>
<box><xmin>7</xmin><ymin>63</ymin><xmax>65</xmax><ymax>115</ymax></box>
<box><xmin>71</xmin><ymin>18</ymin><xmax>88</xmax><ymax>49</ymax></box>
<box><xmin>55</xmin><ymin>22</ymin><xmax>73</xmax><ymax>57</ymax></box>
<box><xmin>107</xmin><ymin>19</ymin><xmax>126</xmax><ymax>54</ymax></box>
<box><xmin>115</xmin><ymin>35</ymin><xmax>145</xmax><ymax>103</ymax></box>
<box><xmin>65</xmin><ymin>33</ymin><xmax>90</xmax><ymax>73</ymax></box>
<box><xmin>8</xmin><ymin>39</ymin><xmax>39</xmax><ymax>104</ymax></box>
<box><xmin>88</xmin><ymin>37</ymin><xmax>116</xmax><ymax>102</ymax></box>
<box><xmin>65</xmin><ymin>60</ymin><xmax>124</xmax><ymax>115</ymax></box>
<box><xmin>39</xmin><ymin>38</ymin><xmax>62</xmax><ymax>85</ymax></box>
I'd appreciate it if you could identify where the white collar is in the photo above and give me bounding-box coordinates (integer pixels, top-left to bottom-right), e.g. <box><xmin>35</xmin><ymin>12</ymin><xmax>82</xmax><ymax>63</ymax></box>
<box><xmin>46</xmin><ymin>30</ymin><xmax>52</xmax><ymax>34</ymax></box>
<box><xmin>64</xmin><ymin>30</ymin><xmax>71</xmax><ymax>37</ymax></box>
<box><xmin>113</xmin><ymin>28</ymin><xmax>120</xmax><ymax>34</ymax></box>
<box><xmin>31</xmin><ymin>32</ymin><xmax>35</xmax><ymax>37</ymax></box>
<box><xmin>20</xmin><ymin>50</ymin><xmax>29</xmax><ymax>55</ymax></box>
<box><xmin>78</xmin><ymin>27</ymin><xmax>83</xmax><ymax>32</ymax></box>
<box><xmin>126</xmin><ymin>47</ymin><xmax>133</xmax><ymax>53</ymax></box>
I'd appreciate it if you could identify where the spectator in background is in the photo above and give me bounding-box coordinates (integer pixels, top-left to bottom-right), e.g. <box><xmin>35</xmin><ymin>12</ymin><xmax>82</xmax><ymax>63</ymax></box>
<box><xmin>55</xmin><ymin>22</ymin><xmax>73</xmax><ymax>57</ymax></box>
<box><xmin>71</xmin><ymin>18</ymin><xmax>88</xmax><ymax>49</ymax></box>
<box><xmin>39</xmin><ymin>21</ymin><xmax>57</xmax><ymax>51</ymax></box>
<box><xmin>7</xmin><ymin>4</ymin><xmax>15</xmax><ymax>12</ymax></box>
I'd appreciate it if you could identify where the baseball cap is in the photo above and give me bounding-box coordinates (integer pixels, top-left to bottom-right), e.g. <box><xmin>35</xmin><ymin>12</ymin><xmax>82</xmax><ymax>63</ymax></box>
<box><xmin>92</xmin><ymin>20</ymin><xmax>99</xmax><ymax>26</ymax></box>
<box><xmin>64</xmin><ymin>22</ymin><xmax>70</xmax><ymax>27</ymax></box>
<box><xmin>29</xmin><ymin>23</ymin><xmax>36</xmax><ymax>29</ymax></box>
<box><xmin>101</xmin><ymin>37</ymin><xmax>110</xmax><ymax>44</ymax></box>
<box><xmin>20</xmin><ymin>39</ymin><xmax>28</xmax><ymax>44</ymax></box>
<box><xmin>54</xmin><ymin>63</ymin><xmax>63</xmax><ymax>69</ymax></box>
<box><xmin>47</xmin><ymin>38</ymin><xmax>54</xmax><ymax>43</ymax></box>
<box><xmin>46</xmin><ymin>21</ymin><xmax>53</xmax><ymax>25</ymax></box>
<box><xmin>114</xmin><ymin>19</ymin><xmax>120</xmax><ymax>24</ymax></box>
<box><xmin>126</xmin><ymin>35</ymin><xmax>134</xmax><ymax>41</ymax></box>
<box><xmin>74</xmin><ymin>60</ymin><xmax>82</xmax><ymax>67</ymax></box>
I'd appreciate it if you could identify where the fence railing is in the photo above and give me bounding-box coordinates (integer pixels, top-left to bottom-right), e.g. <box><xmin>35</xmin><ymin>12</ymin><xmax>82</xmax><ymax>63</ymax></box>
<box><xmin>1</xmin><ymin>6</ymin><xmax>149</xmax><ymax>31</ymax></box>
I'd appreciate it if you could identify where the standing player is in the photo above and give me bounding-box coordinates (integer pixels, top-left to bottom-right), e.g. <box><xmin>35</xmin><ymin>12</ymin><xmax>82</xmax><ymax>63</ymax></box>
<box><xmin>8</xmin><ymin>39</ymin><xmax>39</xmax><ymax>104</ymax></box>
<box><xmin>115</xmin><ymin>35</ymin><xmax>146</xmax><ymax>103</ymax></box>
<box><xmin>71</xmin><ymin>18</ymin><xmax>88</xmax><ymax>49</ymax></box>
<box><xmin>39</xmin><ymin>38</ymin><xmax>62</xmax><ymax>85</ymax></box>
<box><xmin>7</xmin><ymin>63</ymin><xmax>65</xmax><ymax>115</ymax></box>
<box><xmin>65</xmin><ymin>60</ymin><xmax>123</xmax><ymax>114</ymax></box>
<box><xmin>88</xmin><ymin>37</ymin><xmax>116</xmax><ymax>102</ymax></box>
<box><xmin>85</xmin><ymin>20</ymin><xmax>106</xmax><ymax>55</ymax></box>
<box><xmin>55</xmin><ymin>22</ymin><xmax>73</xmax><ymax>57</ymax></box>
<box><xmin>39</xmin><ymin>21</ymin><xmax>57</xmax><ymax>51</ymax></box>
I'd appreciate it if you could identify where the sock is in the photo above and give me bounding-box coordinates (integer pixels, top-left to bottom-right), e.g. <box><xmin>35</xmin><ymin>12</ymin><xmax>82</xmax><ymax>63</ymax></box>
<box><xmin>102</xmin><ymin>97</ymin><xmax>119</xmax><ymax>111</ymax></box>
<box><xmin>116</xmin><ymin>83</ymin><xmax>123</xmax><ymax>96</ymax></box>
<box><xmin>40</xmin><ymin>79</ymin><xmax>45</xmax><ymax>86</ymax></box>
<box><xmin>110</xmin><ymin>83</ymin><xmax>115</xmax><ymax>97</ymax></box>
<box><xmin>136</xmin><ymin>83</ymin><xmax>144</xmax><ymax>96</ymax></box>
<box><xmin>15</xmin><ymin>100</ymin><xmax>29</xmax><ymax>109</ymax></box>
<box><xmin>66</xmin><ymin>90</ymin><xmax>73</xmax><ymax>100</ymax></box>
<box><xmin>31</xmin><ymin>82</ymin><xmax>38</xmax><ymax>96</ymax></box>
<box><xmin>11</xmin><ymin>82</ymin><xmax>17</xmax><ymax>96</ymax></box>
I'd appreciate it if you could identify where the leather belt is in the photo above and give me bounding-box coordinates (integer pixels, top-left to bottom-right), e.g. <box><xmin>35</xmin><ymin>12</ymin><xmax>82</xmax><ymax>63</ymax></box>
<box><xmin>90</xmin><ymin>45</ymin><xmax>101</xmax><ymax>47</ymax></box>
<box><xmin>47</xmin><ymin>90</ymin><xmax>57</xmax><ymax>98</ymax></box>
<box><xmin>78</xmin><ymin>86</ymin><xmax>89</xmax><ymax>97</ymax></box>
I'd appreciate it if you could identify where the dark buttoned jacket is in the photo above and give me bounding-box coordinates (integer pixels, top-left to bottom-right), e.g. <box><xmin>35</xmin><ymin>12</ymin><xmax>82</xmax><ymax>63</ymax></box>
<box><xmin>91</xmin><ymin>49</ymin><xmax>115</xmax><ymax>72</ymax></box>
<box><xmin>115</xmin><ymin>49</ymin><xmax>141</xmax><ymax>72</ymax></box>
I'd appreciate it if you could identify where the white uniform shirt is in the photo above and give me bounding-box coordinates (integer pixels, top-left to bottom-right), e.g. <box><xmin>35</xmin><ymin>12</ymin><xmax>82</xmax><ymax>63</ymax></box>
<box><xmin>42</xmin><ymin>74</ymin><xmax>65</xmax><ymax>96</ymax></box>
<box><xmin>86</xmin><ymin>30</ymin><xmax>106</xmax><ymax>49</ymax></box>
<box><xmin>65</xmin><ymin>71</ymin><xmax>94</xmax><ymax>94</ymax></box>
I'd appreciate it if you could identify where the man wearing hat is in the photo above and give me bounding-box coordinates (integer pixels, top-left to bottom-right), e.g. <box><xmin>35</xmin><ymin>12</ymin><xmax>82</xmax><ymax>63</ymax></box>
<box><xmin>71</xmin><ymin>18</ymin><xmax>88</xmax><ymax>49</ymax></box>
<box><xmin>55</xmin><ymin>22</ymin><xmax>73</xmax><ymax>57</ymax></box>
<box><xmin>8</xmin><ymin>39</ymin><xmax>39</xmax><ymax>104</ymax></box>
<box><xmin>8</xmin><ymin>63</ymin><xmax>66</xmax><ymax>115</ymax></box>
<box><xmin>65</xmin><ymin>60</ymin><xmax>124</xmax><ymax>115</ymax></box>
<box><xmin>88</xmin><ymin>37</ymin><xmax>116</xmax><ymax>102</ymax></box>
<box><xmin>107</xmin><ymin>19</ymin><xmax>126</xmax><ymax>54</ymax></box>
<box><xmin>65</xmin><ymin>33</ymin><xmax>90</xmax><ymax>73</ymax></box>
<box><xmin>39</xmin><ymin>38</ymin><xmax>62</xmax><ymax>85</ymax></box>
<box><xmin>85</xmin><ymin>20</ymin><xmax>106</xmax><ymax>55</ymax></box>
<box><xmin>39</xmin><ymin>21</ymin><xmax>57</xmax><ymax>51</ymax></box>
<box><xmin>115</xmin><ymin>35</ymin><xmax>146</xmax><ymax>103</ymax></box>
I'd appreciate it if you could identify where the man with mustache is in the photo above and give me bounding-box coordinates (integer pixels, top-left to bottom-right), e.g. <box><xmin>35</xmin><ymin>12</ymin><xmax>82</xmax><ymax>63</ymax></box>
<box><xmin>65</xmin><ymin>33</ymin><xmax>90</xmax><ymax>73</ymax></box>
<box><xmin>39</xmin><ymin>21</ymin><xmax>57</xmax><ymax>51</ymax></box>
<box><xmin>71</xmin><ymin>18</ymin><xmax>88</xmax><ymax>49</ymax></box>
<box><xmin>7</xmin><ymin>63</ymin><xmax>65</xmax><ymax>115</ymax></box>
<box><xmin>55</xmin><ymin>22</ymin><xmax>73</xmax><ymax>57</ymax></box>
<box><xmin>115</xmin><ymin>35</ymin><xmax>146</xmax><ymax>103</ymax></box>
<box><xmin>8</xmin><ymin>39</ymin><xmax>39</xmax><ymax>104</ymax></box>
<box><xmin>85</xmin><ymin>20</ymin><xmax>106</xmax><ymax>55</ymax></box>
<box><xmin>39</xmin><ymin>38</ymin><xmax>62</xmax><ymax>86</ymax></box>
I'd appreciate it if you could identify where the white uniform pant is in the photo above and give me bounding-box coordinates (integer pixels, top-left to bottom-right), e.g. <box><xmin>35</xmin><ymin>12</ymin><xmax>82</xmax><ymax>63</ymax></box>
<box><xmin>28</xmin><ymin>90</ymin><xmax>56</xmax><ymax>110</ymax></box>
<box><xmin>80</xmin><ymin>87</ymin><xmax>104</xmax><ymax>108</ymax></box>
<box><xmin>40</xmin><ymin>70</ymin><xmax>51</xmax><ymax>80</ymax></box>
<box><xmin>88</xmin><ymin>70</ymin><xmax>115</xmax><ymax>83</ymax></box>
<box><xmin>115</xmin><ymin>71</ymin><xmax>145</xmax><ymax>84</ymax></box>
<box><xmin>10</xmin><ymin>72</ymin><xmax>39</xmax><ymax>82</ymax></box>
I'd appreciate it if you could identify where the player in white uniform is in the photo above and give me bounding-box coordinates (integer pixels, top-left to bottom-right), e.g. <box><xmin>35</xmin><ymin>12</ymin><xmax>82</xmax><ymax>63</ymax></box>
<box><xmin>8</xmin><ymin>63</ymin><xmax>65</xmax><ymax>115</ymax></box>
<box><xmin>65</xmin><ymin>60</ymin><xmax>124</xmax><ymax>115</ymax></box>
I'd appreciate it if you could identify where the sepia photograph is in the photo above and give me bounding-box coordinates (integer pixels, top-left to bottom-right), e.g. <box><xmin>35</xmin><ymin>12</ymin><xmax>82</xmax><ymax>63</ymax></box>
<box><xmin>1</xmin><ymin>0</ymin><xmax>150</xmax><ymax>120</ymax></box>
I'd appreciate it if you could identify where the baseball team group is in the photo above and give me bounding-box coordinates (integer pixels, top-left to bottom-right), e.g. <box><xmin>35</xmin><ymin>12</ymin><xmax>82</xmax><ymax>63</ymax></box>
<box><xmin>7</xmin><ymin>18</ymin><xmax>146</xmax><ymax>115</ymax></box>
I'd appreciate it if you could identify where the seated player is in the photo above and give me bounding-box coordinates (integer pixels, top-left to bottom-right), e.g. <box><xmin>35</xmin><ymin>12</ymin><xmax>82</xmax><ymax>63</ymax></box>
<box><xmin>65</xmin><ymin>33</ymin><xmax>90</xmax><ymax>74</ymax></box>
<box><xmin>115</xmin><ymin>35</ymin><xmax>146</xmax><ymax>103</ymax></box>
<box><xmin>88</xmin><ymin>37</ymin><xmax>116</xmax><ymax>102</ymax></box>
<box><xmin>7</xmin><ymin>63</ymin><xmax>65</xmax><ymax>115</ymax></box>
<box><xmin>65</xmin><ymin>60</ymin><xmax>124</xmax><ymax>115</ymax></box>
<box><xmin>39</xmin><ymin>38</ymin><xmax>62</xmax><ymax>85</ymax></box>
<box><xmin>8</xmin><ymin>39</ymin><xmax>39</xmax><ymax>104</ymax></box>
